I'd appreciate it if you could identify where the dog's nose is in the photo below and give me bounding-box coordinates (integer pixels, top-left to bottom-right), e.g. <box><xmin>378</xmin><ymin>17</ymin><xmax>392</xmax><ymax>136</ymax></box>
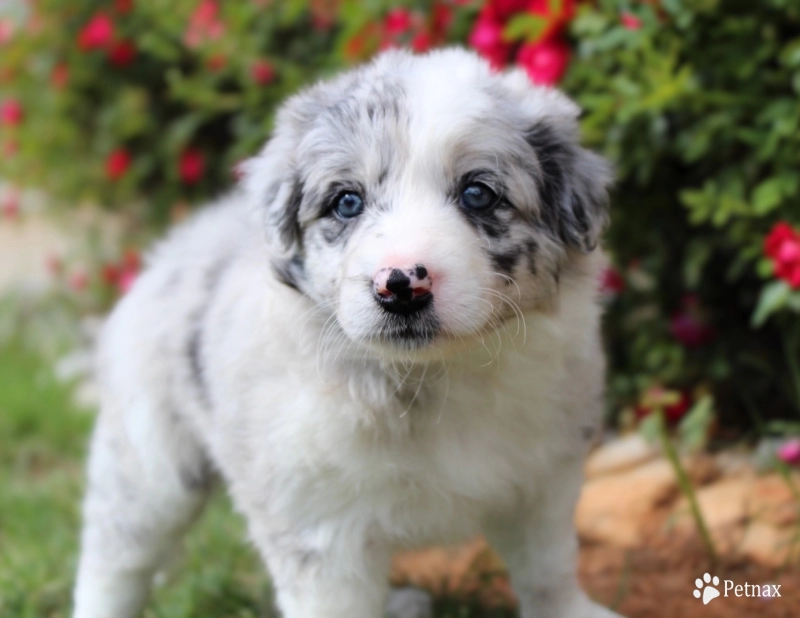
<box><xmin>373</xmin><ymin>265</ymin><xmax>433</xmax><ymax>315</ymax></box>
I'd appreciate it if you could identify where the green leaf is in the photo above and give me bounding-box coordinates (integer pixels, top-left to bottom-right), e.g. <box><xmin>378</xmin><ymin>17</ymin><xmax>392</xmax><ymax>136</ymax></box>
<box><xmin>503</xmin><ymin>14</ymin><xmax>547</xmax><ymax>43</ymax></box>
<box><xmin>639</xmin><ymin>411</ymin><xmax>665</xmax><ymax>445</ymax></box>
<box><xmin>677</xmin><ymin>395</ymin><xmax>715</xmax><ymax>453</ymax></box>
<box><xmin>752</xmin><ymin>280</ymin><xmax>792</xmax><ymax>328</ymax></box>
<box><xmin>752</xmin><ymin>177</ymin><xmax>784</xmax><ymax>214</ymax></box>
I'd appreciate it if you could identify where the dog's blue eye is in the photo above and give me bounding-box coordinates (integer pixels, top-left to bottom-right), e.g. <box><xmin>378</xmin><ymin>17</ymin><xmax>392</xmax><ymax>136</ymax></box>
<box><xmin>334</xmin><ymin>192</ymin><xmax>364</xmax><ymax>219</ymax></box>
<box><xmin>460</xmin><ymin>183</ymin><xmax>497</xmax><ymax>210</ymax></box>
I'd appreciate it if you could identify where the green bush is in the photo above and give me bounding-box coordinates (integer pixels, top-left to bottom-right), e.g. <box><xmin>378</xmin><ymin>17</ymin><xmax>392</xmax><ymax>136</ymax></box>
<box><xmin>2</xmin><ymin>0</ymin><xmax>799</xmax><ymax>436</ymax></box>
<box><xmin>565</xmin><ymin>0</ymin><xmax>800</xmax><ymax>431</ymax></box>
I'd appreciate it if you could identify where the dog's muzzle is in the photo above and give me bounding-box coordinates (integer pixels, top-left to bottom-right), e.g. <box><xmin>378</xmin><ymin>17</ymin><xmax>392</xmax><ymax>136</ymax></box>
<box><xmin>373</xmin><ymin>264</ymin><xmax>433</xmax><ymax>315</ymax></box>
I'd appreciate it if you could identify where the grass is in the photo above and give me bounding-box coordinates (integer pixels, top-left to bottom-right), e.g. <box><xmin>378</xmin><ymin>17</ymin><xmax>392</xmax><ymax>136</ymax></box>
<box><xmin>0</xmin><ymin>340</ymin><xmax>514</xmax><ymax>618</ymax></box>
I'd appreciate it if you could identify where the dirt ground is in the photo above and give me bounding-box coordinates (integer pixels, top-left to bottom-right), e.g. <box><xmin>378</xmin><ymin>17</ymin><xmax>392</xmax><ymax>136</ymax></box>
<box><xmin>579</xmin><ymin>539</ymin><xmax>799</xmax><ymax>618</ymax></box>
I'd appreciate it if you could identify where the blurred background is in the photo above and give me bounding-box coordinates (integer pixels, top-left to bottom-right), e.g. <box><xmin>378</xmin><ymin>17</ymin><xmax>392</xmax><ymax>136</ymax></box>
<box><xmin>1</xmin><ymin>0</ymin><xmax>799</xmax><ymax>616</ymax></box>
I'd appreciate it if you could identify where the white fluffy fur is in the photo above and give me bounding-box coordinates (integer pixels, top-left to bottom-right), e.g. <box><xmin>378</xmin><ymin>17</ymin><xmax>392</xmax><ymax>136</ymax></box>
<box><xmin>72</xmin><ymin>49</ymin><xmax>621</xmax><ymax>618</ymax></box>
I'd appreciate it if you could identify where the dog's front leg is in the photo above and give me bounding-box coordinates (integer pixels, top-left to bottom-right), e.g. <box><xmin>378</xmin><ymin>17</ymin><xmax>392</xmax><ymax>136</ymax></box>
<box><xmin>485</xmin><ymin>457</ymin><xmax>622</xmax><ymax>618</ymax></box>
<box><xmin>250</xmin><ymin>521</ymin><xmax>391</xmax><ymax>618</ymax></box>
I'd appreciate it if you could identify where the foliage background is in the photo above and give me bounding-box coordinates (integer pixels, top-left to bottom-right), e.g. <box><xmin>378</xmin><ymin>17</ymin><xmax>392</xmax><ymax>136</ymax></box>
<box><xmin>2</xmin><ymin>0</ymin><xmax>800</xmax><ymax>444</ymax></box>
<box><xmin>2</xmin><ymin>1</ymin><xmax>800</xmax><ymax>616</ymax></box>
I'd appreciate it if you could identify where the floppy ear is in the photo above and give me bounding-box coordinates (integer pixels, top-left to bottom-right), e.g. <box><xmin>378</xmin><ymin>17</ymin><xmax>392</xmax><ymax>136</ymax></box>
<box><xmin>498</xmin><ymin>68</ymin><xmax>613</xmax><ymax>252</ymax></box>
<box><xmin>524</xmin><ymin>121</ymin><xmax>613</xmax><ymax>253</ymax></box>
<box><xmin>240</xmin><ymin>88</ymin><xmax>328</xmax><ymax>290</ymax></box>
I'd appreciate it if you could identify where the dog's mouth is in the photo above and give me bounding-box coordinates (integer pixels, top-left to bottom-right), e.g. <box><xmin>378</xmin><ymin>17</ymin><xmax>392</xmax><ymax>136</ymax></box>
<box><xmin>371</xmin><ymin>311</ymin><xmax>441</xmax><ymax>349</ymax></box>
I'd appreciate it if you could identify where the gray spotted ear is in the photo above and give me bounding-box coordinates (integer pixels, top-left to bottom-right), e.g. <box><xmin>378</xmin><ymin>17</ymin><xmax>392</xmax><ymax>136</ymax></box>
<box><xmin>524</xmin><ymin>122</ymin><xmax>613</xmax><ymax>253</ymax></box>
<box><xmin>240</xmin><ymin>87</ymin><xmax>330</xmax><ymax>291</ymax></box>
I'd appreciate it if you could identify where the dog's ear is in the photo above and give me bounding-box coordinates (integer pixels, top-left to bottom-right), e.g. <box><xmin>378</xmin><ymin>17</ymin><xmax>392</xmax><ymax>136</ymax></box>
<box><xmin>524</xmin><ymin>121</ymin><xmax>612</xmax><ymax>253</ymax></box>
<box><xmin>241</xmin><ymin>90</ymin><xmax>324</xmax><ymax>256</ymax></box>
<box><xmin>240</xmin><ymin>88</ymin><xmax>330</xmax><ymax>290</ymax></box>
<box><xmin>499</xmin><ymin>70</ymin><xmax>613</xmax><ymax>253</ymax></box>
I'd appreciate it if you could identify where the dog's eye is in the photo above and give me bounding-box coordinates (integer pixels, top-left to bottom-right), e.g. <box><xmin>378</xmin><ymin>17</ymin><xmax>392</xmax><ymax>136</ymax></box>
<box><xmin>333</xmin><ymin>192</ymin><xmax>364</xmax><ymax>219</ymax></box>
<box><xmin>460</xmin><ymin>183</ymin><xmax>497</xmax><ymax>211</ymax></box>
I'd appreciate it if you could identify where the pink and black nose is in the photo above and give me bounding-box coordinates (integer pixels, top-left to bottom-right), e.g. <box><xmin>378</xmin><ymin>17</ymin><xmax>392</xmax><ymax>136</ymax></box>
<box><xmin>373</xmin><ymin>265</ymin><xmax>433</xmax><ymax>315</ymax></box>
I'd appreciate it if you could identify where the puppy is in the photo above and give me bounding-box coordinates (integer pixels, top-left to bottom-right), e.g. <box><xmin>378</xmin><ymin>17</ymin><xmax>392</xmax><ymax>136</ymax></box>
<box><xmin>72</xmin><ymin>49</ymin><xmax>619</xmax><ymax>618</ymax></box>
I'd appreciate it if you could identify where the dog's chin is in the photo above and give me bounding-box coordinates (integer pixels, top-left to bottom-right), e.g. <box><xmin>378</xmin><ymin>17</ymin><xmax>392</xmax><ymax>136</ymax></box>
<box><xmin>370</xmin><ymin>312</ymin><xmax>442</xmax><ymax>351</ymax></box>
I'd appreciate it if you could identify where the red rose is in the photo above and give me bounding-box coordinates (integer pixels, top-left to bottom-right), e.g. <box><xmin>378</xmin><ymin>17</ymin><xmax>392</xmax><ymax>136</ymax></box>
<box><xmin>185</xmin><ymin>0</ymin><xmax>225</xmax><ymax>49</ymax></box>
<box><xmin>765</xmin><ymin>222</ymin><xmax>800</xmax><ymax>289</ymax></box>
<box><xmin>599</xmin><ymin>266</ymin><xmax>625</xmax><ymax>296</ymax></box>
<box><xmin>108</xmin><ymin>40</ymin><xmax>137</xmax><ymax>67</ymax></box>
<box><xmin>411</xmin><ymin>32</ymin><xmax>432</xmax><ymax>53</ymax></box>
<box><xmin>483</xmin><ymin>0</ymin><xmax>529</xmax><ymax>22</ymax></box>
<box><xmin>765</xmin><ymin>222</ymin><xmax>798</xmax><ymax>258</ymax></box>
<box><xmin>78</xmin><ymin>13</ymin><xmax>115</xmax><ymax>51</ymax></box>
<box><xmin>250</xmin><ymin>59</ymin><xmax>276</xmax><ymax>85</ymax></box>
<box><xmin>669</xmin><ymin>294</ymin><xmax>716</xmax><ymax>348</ymax></box>
<box><xmin>516</xmin><ymin>38</ymin><xmax>570</xmax><ymax>85</ymax></box>
<box><xmin>0</xmin><ymin>99</ymin><xmax>23</xmax><ymax>126</ymax></box>
<box><xmin>179</xmin><ymin>148</ymin><xmax>205</xmax><ymax>184</ymax></box>
<box><xmin>621</xmin><ymin>12</ymin><xmax>643</xmax><ymax>30</ymax></box>
<box><xmin>106</xmin><ymin>149</ymin><xmax>132</xmax><ymax>180</ymax></box>
<box><xmin>468</xmin><ymin>17</ymin><xmax>512</xmax><ymax>69</ymax></box>
<box><xmin>432</xmin><ymin>3</ymin><xmax>454</xmax><ymax>37</ymax></box>
<box><xmin>384</xmin><ymin>8</ymin><xmax>412</xmax><ymax>37</ymax></box>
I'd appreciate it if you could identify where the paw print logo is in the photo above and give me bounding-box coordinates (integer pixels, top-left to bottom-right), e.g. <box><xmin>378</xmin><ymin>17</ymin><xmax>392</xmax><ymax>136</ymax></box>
<box><xmin>693</xmin><ymin>573</ymin><xmax>721</xmax><ymax>605</ymax></box>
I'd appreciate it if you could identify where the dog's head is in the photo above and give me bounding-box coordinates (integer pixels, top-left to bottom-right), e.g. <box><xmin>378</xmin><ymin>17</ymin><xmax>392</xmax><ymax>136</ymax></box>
<box><xmin>244</xmin><ymin>49</ymin><xmax>611</xmax><ymax>355</ymax></box>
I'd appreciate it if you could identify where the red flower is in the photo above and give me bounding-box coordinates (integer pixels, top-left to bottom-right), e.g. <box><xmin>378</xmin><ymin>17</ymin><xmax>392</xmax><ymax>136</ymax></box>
<box><xmin>2</xmin><ymin>192</ymin><xmax>19</xmax><ymax>220</ymax></box>
<box><xmin>411</xmin><ymin>32</ymin><xmax>432</xmax><ymax>53</ymax></box>
<box><xmin>185</xmin><ymin>0</ymin><xmax>225</xmax><ymax>48</ymax></box>
<box><xmin>669</xmin><ymin>294</ymin><xmax>715</xmax><ymax>348</ymax></box>
<box><xmin>621</xmin><ymin>12</ymin><xmax>643</xmax><ymax>30</ymax></box>
<box><xmin>0</xmin><ymin>18</ymin><xmax>15</xmax><ymax>45</ymax></box>
<box><xmin>432</xmin><ymin>3</ymin><xmax>454</xmax><ymax>38</ymax></box>
<box><xmin>516</xmin><ymin>38</ymin><xmax>570</xmax><ymax>85</ymax></box>
<box><xmin>0</xmin><ymin>99</ymin><xmax>23</xmax><ymax>126</ymax></box>
<box><xmin>765</xmin><ymin>222</ymin><xmax>800</xmax><ymax>289</ymax></box>
<box><xmin>778</xmin><ymin>439</ymin><xmax>800</xmax><ymax>466</ymax></box>
<box><xmin>117</xmin><ymin>268</ymin><xmax>138</xmax><ymax>293</ymax></box>
<box><xmin>468</xmin><ymin>16</ymin><xmax>512</xmax><ymax>69</ymax></box>
<box><xmin>106</xmin><ymin>148</ymin><xmax>132</xmax><ymax>180</ymax></box>
<box><xmin>599</xmin><ymin>266</ymin><xmax>625</xmax><ymax>296</ymax></box>
<box><xmin>384</xmin><ymin>8</ymin><xmax>412</xmax><ymax>37</ymax></box>
<box><xmin>78</xmin><ymin>13</ymin><xmax>115</xmax><ymax>51</ymax></box>
<box><xmin>108</xmin><ymin>40</ymin><xmax>137</xmax><ymax>67</ymax></box>
<box><xmin>482</xmin><ymin>0</ymin><xmax>529</xmax><ymax>22</ymax></box>
<box><xmin>250</xmin><ymin>59</ymin><xmax>276</xmax><ymax>85</ymax></box>
<box><xmin>101</xmin><ymin>263</ymin><xmax>120</xmax><ymax>285</ymax></box>
<box><xmin>115</xmin><ymin>0</ymin><xmax>134</xmax><ymax>14</ymax></box>
<box><xmin>51</xmin><ymin>63</ymin><xmax>69</xmax><ymax>89</ymax></box>
<box><xmin>635</xmin><ymin>387</ymin><xmax>692</xmax><ymax>425</ymax></box>
<box><xmin>179</xmin><ymin>148</ymin><xmax>205</xmax><ymax>184</ymax></box>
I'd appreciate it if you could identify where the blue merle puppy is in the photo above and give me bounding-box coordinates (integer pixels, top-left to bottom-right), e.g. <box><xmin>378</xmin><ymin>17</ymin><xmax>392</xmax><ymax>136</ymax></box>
<box><xmin>72</xmin><ymin>48</ymin><xmax>619</xmax><ymax>618</ymax></box>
